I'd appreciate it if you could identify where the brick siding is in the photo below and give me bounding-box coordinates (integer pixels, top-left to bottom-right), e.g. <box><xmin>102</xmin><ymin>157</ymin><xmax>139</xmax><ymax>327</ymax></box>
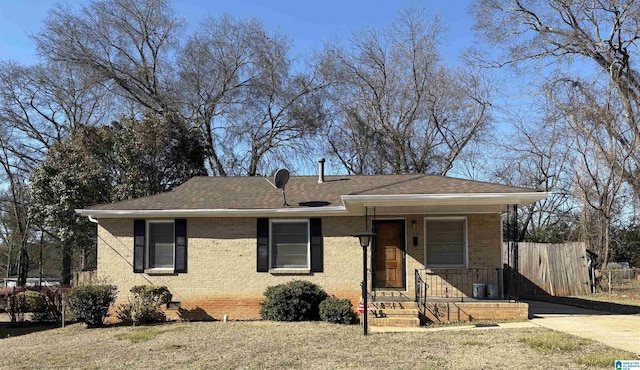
<box><xmin>98</xmin><ymin>213</ymin><xmax>503</xmax><ymax>321</ymax></box>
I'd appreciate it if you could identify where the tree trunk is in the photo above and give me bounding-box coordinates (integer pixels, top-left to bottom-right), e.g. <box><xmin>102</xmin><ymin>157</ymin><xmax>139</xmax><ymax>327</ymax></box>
<box><xmin>603</xmin><ymin>222</ymin><xmax>611</xmax><ymax>268</ymax></box>
<box><xmin>62</xmin><ymin>241</ymin><xmax>72</xmax><ymax>285</ymax></box>
<box><xmin>17</xmin><ymin>248</ymin><xmax>28</xmax><ymax>287</ymax></box>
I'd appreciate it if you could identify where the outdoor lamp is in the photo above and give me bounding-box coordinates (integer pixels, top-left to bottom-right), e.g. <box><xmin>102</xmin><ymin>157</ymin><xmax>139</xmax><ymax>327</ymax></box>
<box><xmin>352</xmin><ymin>231</ymin><xmax>376</xmax><ymax>335</ymax></box>
<box><xmin>354</xmin><ymin>231</ymin><xmax>376</xmax><ymax>249</ymax></box>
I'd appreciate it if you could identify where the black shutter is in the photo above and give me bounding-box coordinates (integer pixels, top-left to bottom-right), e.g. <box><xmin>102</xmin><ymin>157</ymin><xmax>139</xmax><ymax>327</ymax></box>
<box><xmin>257</xmin><ymin>218</ymin><xmax>269</xmax><ymax>272</ymax></box>
<box><xmin>310</xmin><ymin>218</ymin><xmax>323</xmax><ymax>272</ymax></box>
<box><xmin>174</xmin><ymin>219</ymin><xmax>187</xmax><ymax>273</ymax></box>
<box><xmin>133</xmin><ymin>219</ymin><xmax>145</xmax><ymax>273</ymax></box>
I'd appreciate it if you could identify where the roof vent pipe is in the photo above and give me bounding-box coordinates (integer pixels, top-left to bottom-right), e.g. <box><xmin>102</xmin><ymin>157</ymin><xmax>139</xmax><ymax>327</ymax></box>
<box><xmin>318</xmin><ymin>158</ymin><xmax>325</xmax><ymax>183</ymax></box>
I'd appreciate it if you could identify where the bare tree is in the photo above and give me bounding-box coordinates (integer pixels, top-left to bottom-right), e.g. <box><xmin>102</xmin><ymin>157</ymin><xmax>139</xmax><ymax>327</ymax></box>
<box><xmin>472</xmin><ymin>0</ymin><xmax>640</xmax><ymax>198</ymax></box>
<box><xmin>178</xmin><ymin>15</ymin><xmax>326</xmax><ymax>176</ymax></box>
<box><xmin>177</xmin><ymin>15</ymin><xmax>260</xmax><ymax>176</ymax></box>
<box><xmin>572</xmin><ymin>114</ymin><xmax>628</xmax><ymax>267</ymax></box>
<box><xmin>490</xmin><ymin>107</ymin><xmax>576</xmax><ymax>242</ymax></box>
<box><xmin>35</xmin><ymin>0</ymin><xmax>182</xmax><ymax>113</ymax></box>
<box><xmin>0</xmin><ymin>134</ymin><xmax>32</xmax><ymax>286</ymax></box>
<box><xmin>0</xmin><ymin>62</ymin><xmax>111</xmax><ymax>171</ymax></box>
<box><xmin>320</xmin><ymin>8</ymin><xmax>492</xmax><ymax>175</ymax></box>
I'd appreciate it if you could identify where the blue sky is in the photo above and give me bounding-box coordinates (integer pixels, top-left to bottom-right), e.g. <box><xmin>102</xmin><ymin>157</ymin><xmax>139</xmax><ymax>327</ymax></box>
<box><xmin>0</xmin><ymin>0</ymin><xmax>475</xmax><ymax>65</ymax></box>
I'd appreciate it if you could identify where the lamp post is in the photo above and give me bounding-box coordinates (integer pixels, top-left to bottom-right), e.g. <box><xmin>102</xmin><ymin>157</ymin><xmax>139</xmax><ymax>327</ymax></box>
<box><xmin>352</xmin><ymin>231</ymin><xmax>375</xmax><ymax>335</ymax></box>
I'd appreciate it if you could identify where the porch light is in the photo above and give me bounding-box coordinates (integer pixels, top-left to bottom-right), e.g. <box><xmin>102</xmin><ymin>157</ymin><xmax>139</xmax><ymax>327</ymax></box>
<box><xmin>352</xmin><ymin>231</ymin><xmax>375</xmax><ymax>335</ymax></box>
<box><xmin>353</xmin><ymin>231</ymin><xmax>376</xmax><ymax>249</ymax></box>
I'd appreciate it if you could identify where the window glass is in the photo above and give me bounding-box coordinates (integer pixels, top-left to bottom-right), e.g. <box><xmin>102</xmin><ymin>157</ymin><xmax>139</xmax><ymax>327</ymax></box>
<box><xmin>148</xmin><ymin>221</ymin><xmax>174</xmax><ymax>269</ymax></box>
<box><xmin>271</xmin><ymin>221</ymin><xmax>308</xmax><ymax>269</ymax></box>
<box><xmin>426</xmin><ymin>220</ymin><xmax>466</xmax><ymax>267</ymax></box>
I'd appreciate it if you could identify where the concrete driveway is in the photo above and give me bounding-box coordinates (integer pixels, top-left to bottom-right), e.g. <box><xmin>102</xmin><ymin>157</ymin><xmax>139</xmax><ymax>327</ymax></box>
<box><xmin>527</xmin><ymin>300</ymin><xmax>640</xmax><ymax>355</ymax></box>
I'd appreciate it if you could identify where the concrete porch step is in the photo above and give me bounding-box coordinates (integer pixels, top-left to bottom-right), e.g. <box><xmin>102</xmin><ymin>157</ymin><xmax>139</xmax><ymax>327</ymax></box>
<box><xmin>368</xmin><ymin>316</ymin><xmax>421</xmax><ymax>328</ymax></box>
<box><xmin>372</xmin><ymin>308</ymin><xmax>420</xmax><ymax>317</ymax></box>
<box><xmin>366</xmin><ymin>300</ymin><xmax>421</xmax><ymax>327</ymax></box>
<box><xmin>370</xmin><ymin>301</ymin><xmax>418</xmax><ymax>310</ymax></box>
<box><xmin>372</xmin><ymin>291</ymin><xmax>413</xmax><ymax>302</ymax></box>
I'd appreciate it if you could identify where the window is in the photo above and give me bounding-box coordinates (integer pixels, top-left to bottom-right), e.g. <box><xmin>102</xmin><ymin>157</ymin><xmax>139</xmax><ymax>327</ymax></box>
<box><xmin>133</xmin><ymin>219</ymin><xmax>187</xmax><ymax>273</ymax></box>
<box><xmin>270</xmin><ymin>220</ymin><xmax>310</xmax><ymax>270</ymax></box>
<box><xmin>425</xmin><ymin>218</ymin><xmax>467</xmax><ymax>268</ymax></box>
<box><xmin>148</xmin><ymin>221</ymin><xmax>175</xmax><ymax>269</ymax></box>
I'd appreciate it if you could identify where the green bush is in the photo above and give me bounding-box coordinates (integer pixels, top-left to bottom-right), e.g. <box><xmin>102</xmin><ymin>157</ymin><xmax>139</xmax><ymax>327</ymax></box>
<box><xmin>116</xmin><ymin>285</ymin><xmax>172</xmax><ymax>325</ymax></box>
<box><xmin>67</xmin><ymin>284</ymin><xmax>118</xmax><ymax>327</ymax></box>
<box><xmin>7</xmin><ymin>290</ymin><xmax>52</xmax><ymax>321</ymax></box>
<box><xmin>319</xmin><ymin>296</ymin><xmax>355</xmax><ymax>324</ymax></box>
<box><xmin>260</xmin><ymin>280</ymin><xmax>328</xmax><ymax>321</ymax></box>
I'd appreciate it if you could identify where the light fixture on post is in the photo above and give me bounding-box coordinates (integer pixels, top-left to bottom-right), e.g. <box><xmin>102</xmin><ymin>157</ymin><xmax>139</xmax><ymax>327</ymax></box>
<box><xmin>352</xmin><ymin>231</ymin><xmax>376</xmax><ymax>335</ymax></box>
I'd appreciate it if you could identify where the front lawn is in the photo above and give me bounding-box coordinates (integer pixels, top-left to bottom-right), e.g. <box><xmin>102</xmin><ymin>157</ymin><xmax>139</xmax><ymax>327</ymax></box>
<box><xmin>1</xmin><ymin>321</ymin><xmax>636</xmax><ymax>369</ymax></box>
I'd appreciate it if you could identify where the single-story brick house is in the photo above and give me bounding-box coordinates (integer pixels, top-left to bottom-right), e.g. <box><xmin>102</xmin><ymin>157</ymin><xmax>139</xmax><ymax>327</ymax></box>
<box><xmin>76</xmin><ymin>164</ymin><xmax>547</xmax><ymax>324</ymax></box>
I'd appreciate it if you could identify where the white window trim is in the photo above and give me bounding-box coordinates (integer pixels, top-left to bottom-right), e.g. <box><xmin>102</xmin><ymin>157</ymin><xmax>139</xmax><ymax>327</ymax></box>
<box><xmin>424</xmin><ymin>216</ymin><xmax>468</xmax><ymax>269</ymax></box>
<box><xmin>145</xmin><ymin>220</ymin><xmax>175</xmax><ymax>272</ymax></box>
<box><xmin>269</xmin><ymin>219</ymin><xmax>310</xmax><ymax>272</ymax></box>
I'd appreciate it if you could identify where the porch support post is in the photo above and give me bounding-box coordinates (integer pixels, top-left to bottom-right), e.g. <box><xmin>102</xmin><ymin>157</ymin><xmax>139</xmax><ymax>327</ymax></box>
<box><xmin>512</xmin><ymin>204</ymin><xmax>519</xmax><ymax>299</ymax></box>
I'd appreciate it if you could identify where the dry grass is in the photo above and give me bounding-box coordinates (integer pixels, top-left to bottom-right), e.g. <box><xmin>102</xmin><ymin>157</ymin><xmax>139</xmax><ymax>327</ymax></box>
<box><xmin>519</xmin><ymin>331</ymin><xmax>635</xmax><ymax>368</ymax></box>
<box><xmin>593</xmin><ymin>274</ymin><xmax>640</xmax><ymax>305</ymax></box>
<box><xmin>518</xmin><ymin>331</ymin><xmax>591</xmax><ymax>354</ymax></box>
<box><xmin>1</xmin><ymin>321</ymin><xmax>637</xmax><ymax>369</ymax></box>
<box><xmin>576</xmin><ymin>293</ymin><xmax>640</xmax><ymax>307</ymax></box>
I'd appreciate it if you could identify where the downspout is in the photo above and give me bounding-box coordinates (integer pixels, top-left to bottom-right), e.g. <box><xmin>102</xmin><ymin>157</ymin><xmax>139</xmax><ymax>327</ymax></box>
<box><xmin>88</xmin><ymin>215</ymin><xmax>99</xmax><ymax>224</ymax></box>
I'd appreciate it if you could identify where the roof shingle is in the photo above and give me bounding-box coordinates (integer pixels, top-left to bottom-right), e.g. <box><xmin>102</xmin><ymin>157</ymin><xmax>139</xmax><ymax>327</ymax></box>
<box><xmin>88</xmin><ymin>174</ymin><xmax>540</xmax><ymax>211</ymax></box>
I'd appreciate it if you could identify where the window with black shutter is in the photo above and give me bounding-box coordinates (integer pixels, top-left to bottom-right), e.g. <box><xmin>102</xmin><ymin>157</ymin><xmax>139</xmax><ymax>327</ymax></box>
<box><xmin>257</xmin><ymin>218</ymin><xmax>323</xmax><ymax>273</ymax></box>
<box><xmin>133</xmin><ymin>219</ymin><xmax>188</xmax><ymax>273</ymax></box>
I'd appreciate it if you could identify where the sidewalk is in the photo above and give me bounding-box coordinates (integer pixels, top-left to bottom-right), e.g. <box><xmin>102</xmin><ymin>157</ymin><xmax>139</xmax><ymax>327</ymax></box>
<box><xmin>369</xmin><ymin>320</ymin><xmax>536</xmax><ymax>333</ymax></box>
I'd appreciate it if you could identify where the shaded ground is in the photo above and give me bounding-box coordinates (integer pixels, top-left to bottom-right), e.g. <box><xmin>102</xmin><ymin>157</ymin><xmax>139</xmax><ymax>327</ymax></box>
<box><xmin>524</xmin><ymin>295</ymin><xmax>640</xmax><ymax>315</ymax></box>
<box><xmin>1</xmin><ymin>321</ymin><xmax>636</xmax><ymax>369</ymax></box>
<box><xmin>528</xmin><ymin>300</ymin><xmax>640</xmax><ymax>355</ymax></box>
<box><xmin>0</xmin><ymin>322</ymin><xmax>60</xmax><ymax>339</ymax></box>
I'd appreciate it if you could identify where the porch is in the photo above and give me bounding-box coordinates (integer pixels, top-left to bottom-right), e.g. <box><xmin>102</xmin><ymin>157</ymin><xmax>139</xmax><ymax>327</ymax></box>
<box><xmin>366</xmin><ymin>267</ymin><xmax>528</xmax><ymax>327</ymax></box>
<box><xmin>414</xmin><ymin>267</ymin><xmax>507</xmax><ymax>301</ymax></box>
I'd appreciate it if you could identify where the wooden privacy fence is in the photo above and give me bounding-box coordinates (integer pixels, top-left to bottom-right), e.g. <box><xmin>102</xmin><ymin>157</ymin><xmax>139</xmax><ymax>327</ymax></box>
<box><xmin>73</xmin><ymin>270</ymin><xmax>97</xmax><ymax>286</ymax></box>
<box><xmin>503</xmin><ymin>242</ymin><xmax>591</xmax><ymax>296</ymax></box>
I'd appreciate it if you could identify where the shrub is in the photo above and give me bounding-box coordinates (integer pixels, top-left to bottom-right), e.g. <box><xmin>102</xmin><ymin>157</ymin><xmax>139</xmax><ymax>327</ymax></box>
<box><xmin>67</xmin><ymin>284</ymin><xmax>118</xmax><ymax>327</ymax></box>
<box><xmin>319</xmin><ymin>296</ymin><xmax>355</xmax><ymax>324</ymax></box>
<box><xmin>6</xmin><ymin>290</ymin><xmax>52</xmax><ymax>321</ymax></box>
<box><xmin>116</xmin><ymin>285</ymin><xmax>172</xmax><ymax>325</ymax></box>
<box><xmin>260</xmin><ymin>280</ymin><xmax>328</xmax><ymax>321</ymax></box>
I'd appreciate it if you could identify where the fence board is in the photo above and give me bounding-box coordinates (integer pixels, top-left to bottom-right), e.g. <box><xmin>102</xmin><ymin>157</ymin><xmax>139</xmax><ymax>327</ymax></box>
<box><xmin>503</xmin><ymin>242</ymin><xmax>590</xmax><ymax>296</ymax></box>
<box><xmin>73</xmin><ymin>270</ymin><xmax>97</xmax><ymax>286</ymax></box>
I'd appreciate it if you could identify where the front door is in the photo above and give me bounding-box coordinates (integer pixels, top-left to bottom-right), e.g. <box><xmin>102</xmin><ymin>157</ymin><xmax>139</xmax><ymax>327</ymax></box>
<box><xmin>374</xmin><ymin>221</ymin><xmax>404</xmax><ymax>289</ymax></box>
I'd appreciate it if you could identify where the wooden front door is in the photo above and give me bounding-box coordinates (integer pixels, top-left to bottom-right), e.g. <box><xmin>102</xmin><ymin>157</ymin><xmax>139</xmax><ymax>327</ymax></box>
<box><xmin>374</xmin><ymin>221</ymin><xmax>404</xmax><ymax>289</ymax></box>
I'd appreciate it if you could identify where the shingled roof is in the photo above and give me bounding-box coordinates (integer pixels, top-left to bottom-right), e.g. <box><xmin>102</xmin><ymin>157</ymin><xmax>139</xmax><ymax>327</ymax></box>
<box><xmin>77</xmin><ymin>174</ymin><xmax>546</xmax><ymax>218</ymax></box>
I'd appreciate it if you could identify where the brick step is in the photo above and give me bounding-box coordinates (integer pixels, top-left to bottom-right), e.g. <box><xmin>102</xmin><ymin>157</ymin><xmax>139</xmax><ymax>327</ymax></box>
<box><xmin>370</xmin><ymin>301</ymin><xmax>418</xmax><ymax>310</ymax></box>
<box><xmin>368</xmin><ymin>316</ymin><xmax>421</xmax><ymax>328</ymax></box>
<box><xmin>371</xmin><ymin>308</ymin><xmax>420</xmax><ymax>317</ymax></box>
<box><xmin>371</xmin><ymin>292</ymin><xmax>413</xmax><ymax>301</ymax></box>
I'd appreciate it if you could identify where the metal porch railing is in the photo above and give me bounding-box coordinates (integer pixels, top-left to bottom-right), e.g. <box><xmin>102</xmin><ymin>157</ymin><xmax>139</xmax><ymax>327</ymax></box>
<box><xmin>414</xmin><ymin>269</ymin><xmax>429</xmax><ymax>315</ymax></box>
<box><xmin>415</xmin><ymin>268</ymin><xmax>505</xmax><ymax>301</ymax></box>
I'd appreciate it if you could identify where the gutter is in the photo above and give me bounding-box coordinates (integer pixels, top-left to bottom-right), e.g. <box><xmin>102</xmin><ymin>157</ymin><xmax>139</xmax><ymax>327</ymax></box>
<box><xmin>75</xmin><ymin>206</ymin><xmax>349</xmax><ymax>219</ymax></box>
<box><xmin>341</xmin><ymin>192</ymin><xmax>550</xmax><ymax>207</ymax></box>
<box><xmin>75</xmin><ymin>192</ymin><xmax>550</xmax><ymax>219</ymax></box>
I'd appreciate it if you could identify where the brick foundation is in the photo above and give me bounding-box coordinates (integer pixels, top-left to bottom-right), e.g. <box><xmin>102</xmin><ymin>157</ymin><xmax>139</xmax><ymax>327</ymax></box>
<box><xmin>423</xmin><ymin>301</ymin><xmax>529</xmax><ymax>323</ymax></box>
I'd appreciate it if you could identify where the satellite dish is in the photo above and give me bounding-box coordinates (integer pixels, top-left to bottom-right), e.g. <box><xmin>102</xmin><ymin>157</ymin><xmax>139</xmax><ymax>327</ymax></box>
<box><xmin>274</xmin><ymin>169</ymin><xmax>290</xmax><ymax>207</ymax></box>
<box><xmin>274</xmin><ymin>169</ymin><xmax>290</xmax><ymax>189</ymax></box>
